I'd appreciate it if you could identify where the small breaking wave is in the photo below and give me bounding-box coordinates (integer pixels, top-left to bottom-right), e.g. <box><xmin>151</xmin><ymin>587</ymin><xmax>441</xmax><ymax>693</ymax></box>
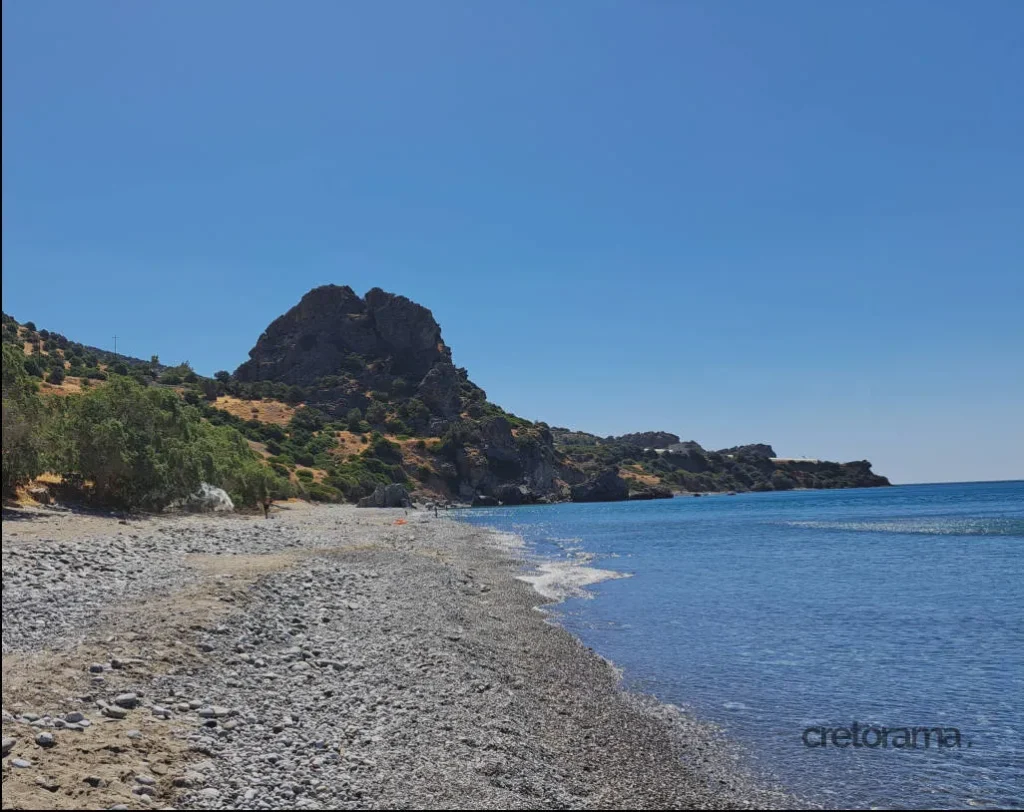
<box><xmin>786</xmin><ymin>517</ymin><xmax>1024</xmax><ymax>537</ymax></box>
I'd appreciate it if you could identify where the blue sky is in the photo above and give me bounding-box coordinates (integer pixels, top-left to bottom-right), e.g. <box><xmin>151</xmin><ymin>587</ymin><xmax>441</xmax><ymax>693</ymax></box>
<box><xmin>3</xmin><ymin>1</ymin><xmax>1022</xmax><ymax>484</ymax></box>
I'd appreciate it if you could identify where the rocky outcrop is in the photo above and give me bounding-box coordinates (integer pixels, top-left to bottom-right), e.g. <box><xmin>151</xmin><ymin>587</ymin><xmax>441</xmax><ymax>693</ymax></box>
<box><xmin>627</xmin><ymin>485</ymin><xmax>674</xmax><ymax>501</ymax></box>
<box><xmin>614</xmin><ymin>431</ymin><xmax>680</xmax><ymax>449</ymax></box>
<box><xmin>495</xmin><ymin>484</ymin><xmax>536</xmax><ymax>506</ymax></box>
<box><xmin>234</xmin><ymin>285</ymin><xmax>450</xmax><ymax>388</ymax></box>
<box><xmin>717</xmin><ymin>444</ymin><xmax>776</xmax><ymax>459</ymax></box>
<box><xmin>664</xmin><ymin>447</ymin><xmax>710</xmax><ymax>473</ymax></box>
<box><xmin>665</xmin><ymin>441</ymin><xmax>706</xmax><ymax>454</ymax></box>
<box><xmin>357</xmin><ymin>483</ymin><xmax>412</xmax><ymax>508</ymax></box>
<box><xmin>571</xmin><ymin>469</ymin><xmax>629</xmax><ymax>503</ymax></box>
<box><xmin>417</xmin><ymin>362</ymin><xmax>461</xmax><ymax>419</ymax></box>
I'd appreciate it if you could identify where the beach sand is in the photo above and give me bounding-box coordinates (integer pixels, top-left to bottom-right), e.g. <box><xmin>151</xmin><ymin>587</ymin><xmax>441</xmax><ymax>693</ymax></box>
<box><xmin>1</xmin><ymin>503</ymin><xmax>801</xmax><ymax>809</ymax></box>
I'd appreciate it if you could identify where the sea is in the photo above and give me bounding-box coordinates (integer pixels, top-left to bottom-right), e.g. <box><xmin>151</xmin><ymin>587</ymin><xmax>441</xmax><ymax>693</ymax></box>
<box><xmin>458</xmin><ymin>480</ymin><xmax>1024</xmax><ymax>810</ymax></box>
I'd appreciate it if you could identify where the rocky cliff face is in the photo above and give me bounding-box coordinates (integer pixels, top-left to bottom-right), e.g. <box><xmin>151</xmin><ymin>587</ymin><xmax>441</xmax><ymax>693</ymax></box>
<box><xmin>236</xmin><ymin>285</ymin><xmax>451</xmax><ymax>388</ymax></box>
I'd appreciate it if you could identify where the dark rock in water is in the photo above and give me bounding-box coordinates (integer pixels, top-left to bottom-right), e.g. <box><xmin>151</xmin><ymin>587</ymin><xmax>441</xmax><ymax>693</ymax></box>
<box><xmin>571</xmin><ymin>469</ymin><xmax>629</xmax><ymax>503</ymax></box>
<box><xmin>628</xmin><ymin>486</ymin><xmax>673</xmax><ymax>501</ymax></box>
<box><xmin>357</xmin><ymin>484</ymin><xmax>412</xmax><ymax>508</ymax></box>
<box><xmin>471</xmin><ymin>494</ymin><xmax>499</xmax><ymax>507</ymax></box>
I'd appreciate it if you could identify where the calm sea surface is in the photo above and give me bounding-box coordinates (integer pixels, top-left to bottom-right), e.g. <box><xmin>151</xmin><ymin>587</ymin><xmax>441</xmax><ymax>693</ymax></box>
<box><xmin>458</xmin><ymin>481</ymin><xmax>1024</xmax><ymax>810</ymax></box>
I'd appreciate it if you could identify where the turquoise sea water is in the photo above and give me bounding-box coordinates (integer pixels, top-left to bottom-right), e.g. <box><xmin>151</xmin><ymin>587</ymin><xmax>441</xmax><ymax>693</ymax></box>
<box><xmin>458</xmin><ymin>481</ymin><xmax>1024</xmax><ymax>810</ymax></box>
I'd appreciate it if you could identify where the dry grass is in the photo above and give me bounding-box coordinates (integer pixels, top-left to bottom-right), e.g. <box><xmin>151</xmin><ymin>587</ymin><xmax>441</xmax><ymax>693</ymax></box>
<box><xmin>39</xmin><ymin>377</ymin><xmax>90</xmax><ymax>397</ymax></box>
<box><xmin>619</xmin><ymin>465</ymin><xmax>661</xmax><ymax>487</ymax></box>
<box><xmin>212</xmin><ymin>396</ymin><xmax>296</xmax><ymax>426</ymax></box>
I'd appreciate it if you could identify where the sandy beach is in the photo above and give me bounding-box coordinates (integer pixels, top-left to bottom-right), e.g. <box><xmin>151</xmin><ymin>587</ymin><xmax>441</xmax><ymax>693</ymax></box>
<box><xmin>2</xmin><ymin>503</ymin><xmax>800</xmax><ymax>809</ymax></box>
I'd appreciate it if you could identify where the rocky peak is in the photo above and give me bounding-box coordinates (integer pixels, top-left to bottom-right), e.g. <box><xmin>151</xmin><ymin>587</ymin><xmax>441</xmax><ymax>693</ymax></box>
<box><xmin>235</xmin><ymin>285</ymin><xmax>451</xmax><ymax>387</ymax></box>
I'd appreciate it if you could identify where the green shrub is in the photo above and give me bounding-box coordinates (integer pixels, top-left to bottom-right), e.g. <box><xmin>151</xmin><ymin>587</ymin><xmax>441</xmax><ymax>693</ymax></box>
<box><xmin>22</xmin><ymin>357</ymin><xmax>44</xmax><ymax>378</ymax></box>
<box><xmin>365</xmin><ymin>402</ymin><xmax>387</xmax><ymax>425</ymax></box>
<box><xmin>304</xmin><ymin>481</ymin><xmax>342</xmax><ymax>502</ymax></box>
<box><xmin>47</xmin><ymin>366</ymin><xmax>66</xmax><ymax>385</ymax></box>
<box><xmin>341</xmin><ymin>353</ymin><xmax>365</xmax><ymax>372</ymax></box>
<box><xmin>289</xmin><ymin>406</ymin><xmax>327</xmax><ymax>432</ymax></box>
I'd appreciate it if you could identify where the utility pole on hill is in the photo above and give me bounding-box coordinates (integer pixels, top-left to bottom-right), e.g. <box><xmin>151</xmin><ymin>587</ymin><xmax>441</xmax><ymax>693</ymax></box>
<box><xmin>113</xmin><ymin>335</ymin><xmax>118</xmax><ymax>357</ymax></box>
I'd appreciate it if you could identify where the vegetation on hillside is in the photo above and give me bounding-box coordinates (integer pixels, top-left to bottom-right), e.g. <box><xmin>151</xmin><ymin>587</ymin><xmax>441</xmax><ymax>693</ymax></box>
<box><xmin>551</xmin><ymin>428</ymin><xmax>889</xmax><ymax>492</ymax></box>
<box><xmin>2</xmin><ymin>306</ymin><xmax>888</xmax><ymax>510</ymax></box>
<box><xmin>2</xmin><ymin>311</ymin><xmax>542</xmax><ymax>509</ymax></box>
<box><xmin>2</xmin><ymin>316</ymin><xmax>295</xmax><ymax>510</ymax></box>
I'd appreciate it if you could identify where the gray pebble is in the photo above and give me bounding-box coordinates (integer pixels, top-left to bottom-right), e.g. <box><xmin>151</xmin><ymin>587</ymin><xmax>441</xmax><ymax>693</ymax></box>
<box><xmin>102</xmin><ymin>705</ymin><xmax>128</xmax><ymax>719</ymax></box>
<box><xmin>35</xmin><ymin>732</ymin><xmax>56</xmax><ymax>748</ymax></box>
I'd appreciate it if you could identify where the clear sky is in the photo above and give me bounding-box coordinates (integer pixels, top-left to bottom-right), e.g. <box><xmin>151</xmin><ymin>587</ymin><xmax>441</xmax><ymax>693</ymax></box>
<box><xmin>3</xmin><ymin>1</ymin><xmax>1022</xmax><ymax>484</ymax></box>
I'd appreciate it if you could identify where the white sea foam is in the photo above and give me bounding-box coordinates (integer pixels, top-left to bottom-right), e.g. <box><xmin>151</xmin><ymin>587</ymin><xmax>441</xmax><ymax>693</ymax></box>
<box><xmin>483</xmin><ymin>528</ymin><xmax>528</xmax><ymax>551</ymax></box>
<box><xmin>517</xmin><ymin>559</ymin><xmax>631</xmax><ymax>602</ymax></box>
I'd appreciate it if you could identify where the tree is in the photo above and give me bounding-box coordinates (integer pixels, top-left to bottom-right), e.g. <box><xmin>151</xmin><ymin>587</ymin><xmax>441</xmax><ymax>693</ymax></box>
<box><xmin>53</xmin><ymin>379</ymin><xmax>191</xmax><ymax>508</ymax></box>
<box><xmin>199</xmin><ymin>378</ymin><xmax>221</xmax><ymax>401</ymax></box>
<box><xmin>2</xmin><ymin>344</ymin><xmax>46</xmax><ymax>495</ymax></box>
<box><xmin>47</xmin><ymin>366</ymin><xmax>66</xmax><ymax>385</ymax></box>
<box><xmin>214</xmin><ymin>370</ymin><xmax>231</xmax><ymax>384</ymax></box>
<box><xmin>365</xmin><ymin>401</ymin><xmax>387</xmax><ymax>425</ymax></box>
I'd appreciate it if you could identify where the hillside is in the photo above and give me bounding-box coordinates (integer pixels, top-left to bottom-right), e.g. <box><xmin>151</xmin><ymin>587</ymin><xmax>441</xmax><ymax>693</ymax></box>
<box><xmin>551</xmin><ymin>429</ymin><xmax>890</xmax><ymax>493</ymax></box>
<box><xmin>2</xmin><ymin>291</ymin><xmax>889</xmax><ymax>510</ymax></box>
